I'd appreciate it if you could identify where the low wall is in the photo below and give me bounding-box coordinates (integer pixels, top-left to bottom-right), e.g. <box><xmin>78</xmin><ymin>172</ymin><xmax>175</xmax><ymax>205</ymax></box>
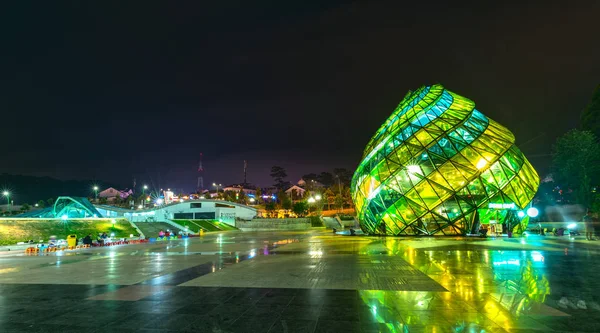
<box><xmin>236</xmin><ymin>218</ymin><xmax>311</xmax><ymax>231</ymax></box>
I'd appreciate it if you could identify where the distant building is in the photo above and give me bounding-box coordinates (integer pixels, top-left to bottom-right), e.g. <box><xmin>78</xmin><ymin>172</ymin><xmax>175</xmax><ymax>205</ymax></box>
<box><xmin>222</xmin><ymin>184</ymin><xmax>257</xmax><ymax>196</ymax></box>
<box><xmin>98</xmin><ymin>187</ymin><xmax>133</xmax><ymax>201</ymax></box>
<box><xmin>285</xmin><ymin>185</ymin><xmax>306</xmax><ymax>200</ymax></box>
<box><xmin>95</xmin><ymin>199</ymin><xmax>257</xmax><ymax>226</ymax></box>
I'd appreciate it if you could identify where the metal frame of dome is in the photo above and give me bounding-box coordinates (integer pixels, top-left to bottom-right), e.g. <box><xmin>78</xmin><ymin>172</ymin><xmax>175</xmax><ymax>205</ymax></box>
<box><xmin>52</xmin><ymin>196</ymin><xmax>102</xmax><ymax>218</ymax></box>
<box><xmin>351</xmin><ymin>84</ymin><xmax>539</xmax><ymax>235</ymax></box>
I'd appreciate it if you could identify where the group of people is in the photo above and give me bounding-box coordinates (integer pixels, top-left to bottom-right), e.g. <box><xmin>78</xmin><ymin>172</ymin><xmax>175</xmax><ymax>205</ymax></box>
<box><xmin>158</xmin><ymin>229</ymin><xmax>173</xmax><ymax>238</ymax></box>
<box><xmin>80</xmin><ymin>232</ymin><xmax>110</xmax><ymax>245</ymax></box>
<box><xmin>158</xmin><ymin>229</ymin><xmax>188</xmax><ymax>239</ymax></box>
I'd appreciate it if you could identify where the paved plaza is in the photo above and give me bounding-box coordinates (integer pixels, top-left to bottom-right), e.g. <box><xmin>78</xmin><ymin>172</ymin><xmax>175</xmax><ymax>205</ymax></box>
<box><xmin>0</xmin><ymin>230</ymin><xmax>599</xmax><ymax>332</ymax></box>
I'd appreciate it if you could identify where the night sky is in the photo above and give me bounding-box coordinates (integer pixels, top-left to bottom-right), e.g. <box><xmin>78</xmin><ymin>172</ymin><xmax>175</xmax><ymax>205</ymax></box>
<box><xmin>1</xmin><ymin>1</ymin><xmax>599</xmax><ymax>192</ymax></box>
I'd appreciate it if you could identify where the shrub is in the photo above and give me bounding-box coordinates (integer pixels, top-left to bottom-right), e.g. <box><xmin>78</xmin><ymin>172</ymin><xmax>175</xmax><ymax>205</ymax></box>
<box><xmin>309</xmin><ymin>216</ymin><xmax>323</xmax><ymax>227</ymax></box>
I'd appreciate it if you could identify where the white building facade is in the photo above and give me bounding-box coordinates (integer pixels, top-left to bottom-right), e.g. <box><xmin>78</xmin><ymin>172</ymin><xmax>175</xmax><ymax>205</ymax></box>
<box><xmin>95</xmin><ymin>199</ymin><xmax>257</xmax><ymax>226</ymax></box>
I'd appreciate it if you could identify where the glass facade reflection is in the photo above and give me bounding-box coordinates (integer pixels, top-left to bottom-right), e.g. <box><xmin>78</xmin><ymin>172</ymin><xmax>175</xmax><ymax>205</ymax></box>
<box><xmin>351</xmin><ymin>84</ymin><xmax>539</xmax><ymax>235</ymax></box>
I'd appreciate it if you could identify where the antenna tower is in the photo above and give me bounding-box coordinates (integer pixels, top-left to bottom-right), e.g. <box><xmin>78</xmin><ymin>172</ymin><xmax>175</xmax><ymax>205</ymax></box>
<box><xmin>197</xmin><ymin>153</ymin><xmax>204</xmax><ymax>193</ymax></box>
<box><xmin>243</xmin><ymin>160</ymin><xmax>247</xmax><ymax>186</ymax></box>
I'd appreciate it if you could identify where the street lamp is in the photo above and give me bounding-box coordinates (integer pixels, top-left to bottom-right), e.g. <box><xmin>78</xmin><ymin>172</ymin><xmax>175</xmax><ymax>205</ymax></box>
<box><xmin>213</xmin><ymin>183</ymin><xmax>222</xmax><ymax>194</ymax></box>
<box><xmin>93</xmin><ymin>186</ymin><xmax>99</xmax><ymax>201</ymax></box>
<box><xmin>308</xmin><ymin>196</ymin><xmax>321</xmax><ymax>215</ymax></box>
<box><xmin>2</xmin><ymin>191</ymin><xmax>9</xmax><ymax>212</ymax></box>
<box><xmin>142</xmin><ymin>185</ymin><xmax>148</xmax><ymax>208</ymax></box>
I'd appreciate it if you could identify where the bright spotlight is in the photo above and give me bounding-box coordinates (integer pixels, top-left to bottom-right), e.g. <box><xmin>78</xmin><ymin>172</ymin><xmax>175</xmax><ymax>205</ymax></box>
<box><xmin>406</xmin><ymin>165</ymin><xmax>421</xmax><ymax>174</ymax></box>
<box><xmin>315</xmin><ymin>194</ymin><xmax>322</xmax><ymax>201</ymax></box>
<box><xmin>476</xmin><ymin>158</ymin><xmax>488</xmax><ymax>170</ymax></box>
<box><xmin>61</xmin><ymin>215</ymin><xmax>68</xmax><ymax>221</ymax></box>
<box><xmin>156</xmin><ymin>198</ymin><xmax>164</xmax><ymax>205</ymax></box>
<box><xmin>527</xmin><ymin>207</ymin><xmax>539</xmax><ymax>218</ymax></box>
<box><xmin>517</xmin><ymin>211</ymin><xmax>525</xmax><ymax>218</ymax></box>
<box><xmin>567</xmin><ymin>223</ymin><xmax>576</xmax><ymax>229</ymax></box>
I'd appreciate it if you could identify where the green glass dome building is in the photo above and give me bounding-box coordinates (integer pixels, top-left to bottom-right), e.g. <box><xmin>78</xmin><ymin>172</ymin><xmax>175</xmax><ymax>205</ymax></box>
<box><xmin>351</xmin><ymin>84</ymin><xmax>539</xmax><ymax>235</ymax></box>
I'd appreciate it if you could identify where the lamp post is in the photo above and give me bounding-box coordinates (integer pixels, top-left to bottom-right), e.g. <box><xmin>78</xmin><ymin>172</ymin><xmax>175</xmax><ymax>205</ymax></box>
<box><xmin>315</xmin><ymin>194</ymin><xmax>322</xmax><ymax>215</ymax></box>
<box><xmin>142</xmin><ymin>185</ymin><xmax>148</xmax><ymax>208</ymax></box>
<box><xmin>213</xmin><ymin>183</ymin><xmax>222</xmax><ymax>196</ymax></box>
<box><xmin>308</xmin><ymin>195</ymin><xmax>321</xmax><ymax>215</ymax></box>
<box><xmin>2</xmin><ymin>191</ymin><xmax>9</xmax><ymax>212</ymax></box>
<box><xmin>93</xmin><ymin>186</ymin><xmax>99</xmax><ymax>202</ymax></box>
<box><xmin>308</xmin><ymin>196</ymin><xmax>316</xmax><ymax>214</ymax></box>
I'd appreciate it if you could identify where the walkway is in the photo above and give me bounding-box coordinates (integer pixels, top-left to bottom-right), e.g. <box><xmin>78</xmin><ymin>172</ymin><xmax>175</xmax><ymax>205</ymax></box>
<box><xmin>0</xmin><ymin>231</ymin><xmax>599</xmax><ymax>332</ymax></box>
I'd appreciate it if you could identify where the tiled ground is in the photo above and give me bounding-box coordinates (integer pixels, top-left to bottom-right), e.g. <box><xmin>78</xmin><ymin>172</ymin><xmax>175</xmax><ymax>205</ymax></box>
<box><xmin>0</xmin><ymin>230</ymin><xmax>599</xmax><ymax>332</ymax></box>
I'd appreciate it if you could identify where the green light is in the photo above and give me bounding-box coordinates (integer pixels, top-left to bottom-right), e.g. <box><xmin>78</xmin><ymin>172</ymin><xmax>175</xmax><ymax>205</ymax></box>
<box><xmin>351</xmin><ymin>84</ymin><xmax>539</xmax><ymax>236</ymax></box>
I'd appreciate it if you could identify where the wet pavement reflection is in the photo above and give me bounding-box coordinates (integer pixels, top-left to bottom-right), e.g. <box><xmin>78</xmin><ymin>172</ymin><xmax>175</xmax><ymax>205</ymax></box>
<box><xmin>0</xmin><ymin>230</ymin><xmax>599</xmax><ymax>332</ymax></box>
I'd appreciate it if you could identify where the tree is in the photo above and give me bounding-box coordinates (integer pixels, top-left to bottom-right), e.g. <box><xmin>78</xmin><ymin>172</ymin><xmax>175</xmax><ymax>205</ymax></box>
<box><xmin>265</xmin><ymin>202</ymin><xmax>277</xmax><ymax>217</ymax></box>
<box><xmin>255</xmin><ymin>187</ymin><xmax>263</xmax><ymax>204</ymax></box>
<box><xmin>237</xmin><ymin>190</ymin><xmax>247</xmax><ymax>204</ymax></box>
<box><xmin>223</xmin><ymin>190</ymin><xmax>236</xmax><ymax>202</ymax></box>
<box><xmin>592</xmin><ymin>194</ymin><xmax>600</xmax><ymax>215</ymax></box>
<box><xmin>36</xmin><ymin>200</ymin><xmax>46</xmax><ymax>208</ymax></box>
<box><xmin>334</xmin><ymin>194</ymin><xmax>344</xmax><ymax>212</ymax></box>
<box><xmin>333</xmin><ymin>168</ymin><xmax>353</xmax><ymax>187</ymax></box>
<box><xmin>20</xmin><ymin>203</ymin><xmax>31</xmax><ymax>212</ymax></box>
<box><xmin>47</xmin><ymin>198</ymin><xmax>54</xmax><ymax>206</ymax></box>
<box><xmin>270</xmin><ymin>166</ymin><xmax>288</xmax><ymax>189</ymax></box>
<box><xmin>317</xmin><ymin>172</ymin><xmax>334</xmax><ymax>188</ymax></box>
<box><xmin>137</xmin><ymin>193</ymin><xmax>148</xmax><ymax>205</ymax></box>
<box><xmin>552</xmin><ymin>129</ymin><xmax>600</xmax><ymax>208</ymax></box>
<box><xmin>581</xmin><ymin>84</ymin><xmax>600</xmax><ymax>139</ymax></box>
<box><xmin>343</xmin><ymin>186</ymin><xmax>353</xmax><ymax>209</ymax></box>
<box><xmin>301</xmin><ymin>173</ymin><xmax>318</xmax><ymax>182</ymax></box>
<box><xmin>282</xmin><ymin>197</ymin><xmax>292</xmax><ymax>211</ymax></box>
<box><xmin>292</xmin><ymin>201</ymin><xmax>308</xmax><ymax>217</ymax></box>
<box><xmin>324</xmin><ymin>188</ymin><xmax>335</xmax><ymax>210</ymax></box>
<box><xmin>276</xmin><ymin>190</ymin><xmax>288</xmax><ymax>205</ymax></box>
<box><xmin>113</xmin><ymin>196</ymin><xmax>124</xmax><ymax>206</ymax></box>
